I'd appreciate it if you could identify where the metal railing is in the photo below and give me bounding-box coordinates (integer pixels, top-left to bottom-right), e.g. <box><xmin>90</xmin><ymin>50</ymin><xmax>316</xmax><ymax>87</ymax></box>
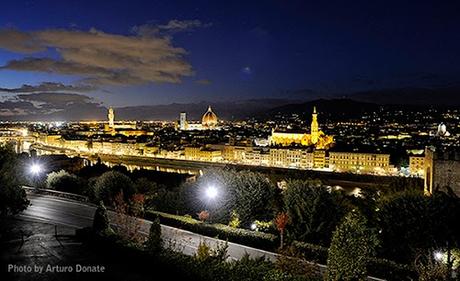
<box><xmin>22</xmin><ymin>186</ymin><xmax>89</xmax><ymax>202</ymax></box>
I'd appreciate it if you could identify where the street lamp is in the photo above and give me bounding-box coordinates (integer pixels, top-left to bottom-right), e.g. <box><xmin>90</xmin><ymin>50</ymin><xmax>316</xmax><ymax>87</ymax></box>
<box><xmin>30</xmin><ymin>163</ymin><xmax>42</xmax><ymax>176</ymax></box>
<box><xmin>434</xmin><ymin>251</ymin><xmax>444</xmax><ymax>262</ymax></box>
<box><xmin>205</xmin><ymin>185</ymin><xmax>218</xmax><ymax>200</ymax></box>
<box><xmin>29</xmin><ymin>163</ymin><xmax>43</xmax><ymax>188</ymax></box>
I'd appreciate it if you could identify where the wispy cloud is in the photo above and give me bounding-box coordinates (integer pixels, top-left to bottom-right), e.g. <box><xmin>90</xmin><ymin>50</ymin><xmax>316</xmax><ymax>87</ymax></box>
<box><xmin>0</xmin><ymin>27</ymin><xmax>194</xmax><ymax>86</ymax></box>
<box><xmin>195</xmin><ymin>79</ymin><xmax>211</xmax><ymax>85</ymax></box>
<box><xmin>133</xmin><ymin>19</ymin><xmax>212</xmax><ymax>36</ymax></box>
<box><xmin>0</xmin><ymin>82</ymin><xmax>95</xmax><ymax>93</ymax></box>
<box><xmin>0</xmin><ymin>92</ymin><xmax>105</xmax><ymax>119</ymax></box>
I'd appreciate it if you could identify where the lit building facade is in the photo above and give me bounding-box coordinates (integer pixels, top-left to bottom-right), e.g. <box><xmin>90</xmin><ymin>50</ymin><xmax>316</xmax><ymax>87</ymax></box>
<box><xmin>184</xmin><ymin>146</ymin><xmax>222</xmax><ymax>162</ymax></box>
<box><xmin>409</xmin><ymin>155</ymin><xmax>425</xmax><ymax>177</ymax></box>
<box><xmin>270</xmin><ymin>107</ymin><xmax>334</xmax><ymax>149</ymax></box>
<box><xmin>328</xmin><ymin>151</ymin><xmax>391</xmax><ymax>173</ymax></box>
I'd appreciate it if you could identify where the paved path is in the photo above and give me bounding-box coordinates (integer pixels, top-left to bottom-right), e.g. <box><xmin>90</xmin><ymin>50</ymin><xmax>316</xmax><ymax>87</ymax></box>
<box><xmin>22</xmin><ymin>194</ymin><xmax>282</xmax><ymax>262</ymax></box>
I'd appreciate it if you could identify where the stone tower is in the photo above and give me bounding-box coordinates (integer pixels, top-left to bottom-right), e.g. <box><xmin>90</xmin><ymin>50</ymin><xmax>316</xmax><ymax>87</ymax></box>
<box><xmin>108</xmin><ymin>107</ymin><xmax>114</xmax><ymax>128</ymax></box>
<box><xmin>310</xmin><ymin>106</ymin><xmax>319</xmax><ymax>144</ymax></box>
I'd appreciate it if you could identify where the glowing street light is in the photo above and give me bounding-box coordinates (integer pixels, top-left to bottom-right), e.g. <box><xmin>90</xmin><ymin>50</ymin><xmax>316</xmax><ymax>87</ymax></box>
<box><xmin>30</xmin><ymin>163</ymin><xmax>42</xmax><ymax>176</ymax></box>
<box><xmin>205</xmin><ymin>185</ymin><xmax>218</xmax><ymax>200</ymax></box>
<box><xmin>434</xmin><ymin>251</ymin><xmax>444</xmax><ymax>262</ymax></box>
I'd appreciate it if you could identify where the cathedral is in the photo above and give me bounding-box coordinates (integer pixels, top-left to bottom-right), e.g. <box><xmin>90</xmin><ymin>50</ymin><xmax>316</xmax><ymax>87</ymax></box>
<box><xmin>178</xmin><ymin>105</ymin><xmax>220</xmax><ymax>130</ymax></box>
<box><xmin>270</xmin><ymin>107</ymin><xmax>334</xmax><ymax>149</ymax></box>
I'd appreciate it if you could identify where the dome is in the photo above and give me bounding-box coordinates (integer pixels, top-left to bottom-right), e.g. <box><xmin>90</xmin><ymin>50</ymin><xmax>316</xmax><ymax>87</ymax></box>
<box><xmin>202</xmin><ymin>105</ymin><xmax>218</xmax><ymax>127</ymax></box>
<box><xmin>437</xmin><ymin>123</ymin><xmax>447</xmax><ymax>136</ymax></box>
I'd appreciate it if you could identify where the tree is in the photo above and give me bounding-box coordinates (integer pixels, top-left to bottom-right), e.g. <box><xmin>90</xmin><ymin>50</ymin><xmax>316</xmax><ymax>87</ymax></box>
<box><xmin>326</xmin><ymin>210</ymin><xmax>378</xmax><ymax>281</ymax></box>
<box><xmin>112</xmin><ymin>192</ymin><xmax>144</xmax><ymax>244</ymax></box>
<box><xmin>46</xmin><ymin>170</ymin><xmax>85</xmax><ymax>194</ymax></box>
<box><xmin>377</xmin><ymin>191</ymin><xmax>460</xmax><ymax>264</ymax></box>
<box><xmin>231</xmin><ymin>170</ymin><xmax>277</xmax><ymax>226</ymax></box>
<box><xmin>284</xmin><ymin>179</ymin><xmax>348</xmax><ymax>245</ymax></box>
<box><xmin>183</xmin><ymin>169</ymin><xmax>276</xmax><ymax>226</ymax></box>
<box><xmin>0</xmin><ymin>144</ymin><xmax>29</xmax><ymax>217</ymax></box>
<box><xmin>198</xmin><ymin>210</ymin><xmax>210</xmax><ymax>222</ymax></box>
<box><xmin>145</xmin><ymin>216</ymin><xmax>162</xmax><ymax>254</ymax></box>
<box><xmin>93</xmin><ymin>171</ymin><xmax>136</xmax><ymax>204</ymax></box>
<box><xmin>93</xmin><ymin>201</ymin><xmax>112</xmax><ymax>235</ymax></box>
<box><xmin>274</xmin><ymin>212</ymin><xmax>289</xmax><ymax>249</ymax></box>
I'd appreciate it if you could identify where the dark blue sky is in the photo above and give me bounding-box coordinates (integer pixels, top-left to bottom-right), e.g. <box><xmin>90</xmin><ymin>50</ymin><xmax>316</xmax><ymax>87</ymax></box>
<box><xmin>0</xmin><ymin>0</ymin><xmax>459</xmax><ymax>106</ymax></box>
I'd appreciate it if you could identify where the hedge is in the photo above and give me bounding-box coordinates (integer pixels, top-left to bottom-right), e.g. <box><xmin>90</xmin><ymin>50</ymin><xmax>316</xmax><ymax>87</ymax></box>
<box><xmin>367</xmin><ymin>257</ymin><xmax>416</xmax><ymax>281</ymax></box>
<box><xmin>77</xmin><ymin>226</ymin><xmax>320</xmax><ymax>281</ymax></box>
<box><xmin>145</xmin><ymin>210</ymin><xmax>278</xmax><ymax>251</ymax></box>
<box><xmin>145</xmin><ymin>210</ymin><xmax>417</xmax><ymax>281</ymax></box>
<box><xmin>291</xmin><ymin>241</ymin><xmax>328</xmax><ymax>263</ymax></box>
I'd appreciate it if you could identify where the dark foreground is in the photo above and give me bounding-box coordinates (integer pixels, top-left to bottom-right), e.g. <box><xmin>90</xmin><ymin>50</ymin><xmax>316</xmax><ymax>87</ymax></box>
<box><xmin>0</xmin><ymin>217</ymin><xmax>191</xmax><ymax>281</ymax></box>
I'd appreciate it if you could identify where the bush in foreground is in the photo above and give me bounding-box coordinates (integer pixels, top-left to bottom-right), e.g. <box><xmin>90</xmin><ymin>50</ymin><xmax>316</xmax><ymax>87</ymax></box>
<box><xmin>145</xmin><ymin>216</ymin><xmax>162</xmax><ymax>254</ymax></box>
<box><xmin>93</xmin><ymin>201</ymin><xmax>112</xmax><ymax>235</ymax></box>
<box><xmin>0</xmin><ymin>144</ymin><xmax>29</xmax><ymax>217</ymax></box>
<box><xmin>326</xmin><ymin>210</ymin><xmax>378</xmax><ymax>281</ymax></box>
<box><xmin>46</xmin><ymin>170</ymin><xmax>85</xmax><ymax>194</ymax></box>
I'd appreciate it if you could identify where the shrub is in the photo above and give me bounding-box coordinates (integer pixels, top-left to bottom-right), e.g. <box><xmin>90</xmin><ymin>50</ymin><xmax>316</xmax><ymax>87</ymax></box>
<box><xmin>0</xmin><ymin>144</ymin><xmax>29</xmax><ymax>216</ymax></box>
<box><xmin>145</xmin><ymin>216</ymin><xmax>162</xmax><ymax>254</ymax></box>
<box><xmin>367</xmin><ymin>257</ymin><xmax>416</xmax><ymax>280</ymax></box>
<box><xmin>112</xmin><ymin>192</ymin><xmax>143</xmax><ymax>244</ymax></box>
<box><xmin>228</xmin><ymin>210</ymin><xmax>241</xmax><ymax>228</ymax></box>
<box><xmin>275</xmin><ymin>212</ymin><xmax>289</xmax><ymax>249</ymax></box>
<box><xmin>93</xmin><ymin>201</ymin><xmax>112</xmax><ymax>235</ymax></box>
<box><xmin>46</xmin><ymin>170</ymin><xmax>85</xmax><ymax>194</ymax></box>
<box><xmin>181</xmin><ymin>169</ymin><xmax>277</xmax><ymax>225</ymax></box>
<box><xmin>145</xmin><ymin>210</ymin><xmax>278</xmax><ymax>251</ymax></box>
<box><xmin>284</xmin><ymin>179</ymin><xmax>348</xmax><ymax>245</ymax></box>
<box><xmin>93</xmin><ymin>171</ymin><xmax>136</xmax><ymax>204</ymax></box>
<box><xmin>276</xmin><ymin>246</ymin><xmax>318</xmax><ymax>278</ymax></box>
<box><xmin>291</xmin><ymin>241</ymin><xmax>328</xmax><ymax>263</ymax></box>
<box><xmin>326</xmin><ymin>210</ymin><xmax>378</xmax><ymax>281</ymax></box>
<box><xmin>198</xmin><ymin>210</ymin><xmax>210</xmax><ymax>222</ymax></box>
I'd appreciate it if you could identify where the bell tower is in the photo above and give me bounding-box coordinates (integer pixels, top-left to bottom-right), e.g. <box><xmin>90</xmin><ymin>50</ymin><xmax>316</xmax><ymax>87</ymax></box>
<box><xmin>311</xmin><ymin>106</ymin><xmax>319</xmax><ymax>144</ymax></box>
<box><xmin>108</xmin><ymin>107</ymin><xmax>115</xmax><ymax>129</ymax></box>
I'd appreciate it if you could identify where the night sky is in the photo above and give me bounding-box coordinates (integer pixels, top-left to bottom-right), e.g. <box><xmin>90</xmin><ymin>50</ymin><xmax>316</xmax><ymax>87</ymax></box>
<box><xmin>0</xmin><ymin>0</ymin><xmax>459</xmax><ymax>115</ymax></box>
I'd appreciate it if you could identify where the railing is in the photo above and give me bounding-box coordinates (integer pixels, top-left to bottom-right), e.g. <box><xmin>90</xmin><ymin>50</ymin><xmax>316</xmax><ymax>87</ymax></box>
<box><xmin>22</xmin><ymin>186</ymin><xmax>89</xmax><ymax>202</ymax></box>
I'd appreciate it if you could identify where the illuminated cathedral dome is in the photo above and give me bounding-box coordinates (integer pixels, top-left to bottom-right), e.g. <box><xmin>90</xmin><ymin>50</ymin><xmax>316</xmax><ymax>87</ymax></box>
<box><xmin>437</xmin><ymin>123</ymin><xmax>450</xmax><ymax>137</ymax></box>
<box><xmin>202</xmin><ymin>105</ymin><xmax>218</xmax><ymax>127</ymax></box>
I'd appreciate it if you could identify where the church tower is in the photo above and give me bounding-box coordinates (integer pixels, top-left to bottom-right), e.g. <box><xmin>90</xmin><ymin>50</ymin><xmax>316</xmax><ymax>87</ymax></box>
<box><xmin>108</xmin><ymin>107</ymin><xmax>115</xmax><ymax>129</ymax></box>
<box><xmin>310</xmin><ymin>106</ymin><xmax>319</xmax><ymax>144</ymax></box>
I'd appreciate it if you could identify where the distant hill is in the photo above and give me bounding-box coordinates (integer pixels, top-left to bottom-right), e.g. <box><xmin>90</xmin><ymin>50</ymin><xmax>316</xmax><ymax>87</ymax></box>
<box><xmin>347</xmin><ymin>87</ymin><xmax>460</xmax><ymax>106</ymax></box>
<box><xmin>115</xmin><ymin>99</ymin><xmax>300</xmax><ymax>121</ymax></box>
<box><xmin>264</xmin><ymin>98</ymin><xmax>380</xmax><ymax>120</ymax></box>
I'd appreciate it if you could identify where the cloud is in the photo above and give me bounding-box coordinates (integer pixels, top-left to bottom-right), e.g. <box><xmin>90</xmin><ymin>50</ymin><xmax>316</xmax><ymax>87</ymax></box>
<box><xmin>132</xmin><ymin>19</ymin><xmax>212</xmax><ymax>36</ymax></box>
<box><xmin>195</xmin><ymin>79</ymin><xmax>211</xmax><ymax>85</ymax></box>
<box><xmin>0</xmin><ymin>27</ymin><xmax>194</xmax><ymax>86</ymax></box>
<box><xmin>0</xmin><ymin>82</ymin><xmax>95</xmax><ymax>93</ymax></box>
<box><xmin>0</xmin><ymin>29</ymin><xmax>44</xmax><ymax>53</ymax></box>
<box><xmin>17</xmin><ymin>92</ymin><xmax>96</xmax><ymax>106</ymax></box>
<box><xmin>157</xmin><ymin>19</ymin><xmax>212</xmax><ymax>33</ymax></box>
<box><xmin>0</xmin><ymin>92</ymin><xmax>105</xmax><ymax>120</ymax></box>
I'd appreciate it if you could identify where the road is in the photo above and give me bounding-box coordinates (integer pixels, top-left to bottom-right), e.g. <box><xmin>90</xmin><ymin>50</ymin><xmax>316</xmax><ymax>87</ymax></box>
<box><xmin>22</xmin><ymin>193</ymin><xmax>283</xmax><ymax>262</ymax></box>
